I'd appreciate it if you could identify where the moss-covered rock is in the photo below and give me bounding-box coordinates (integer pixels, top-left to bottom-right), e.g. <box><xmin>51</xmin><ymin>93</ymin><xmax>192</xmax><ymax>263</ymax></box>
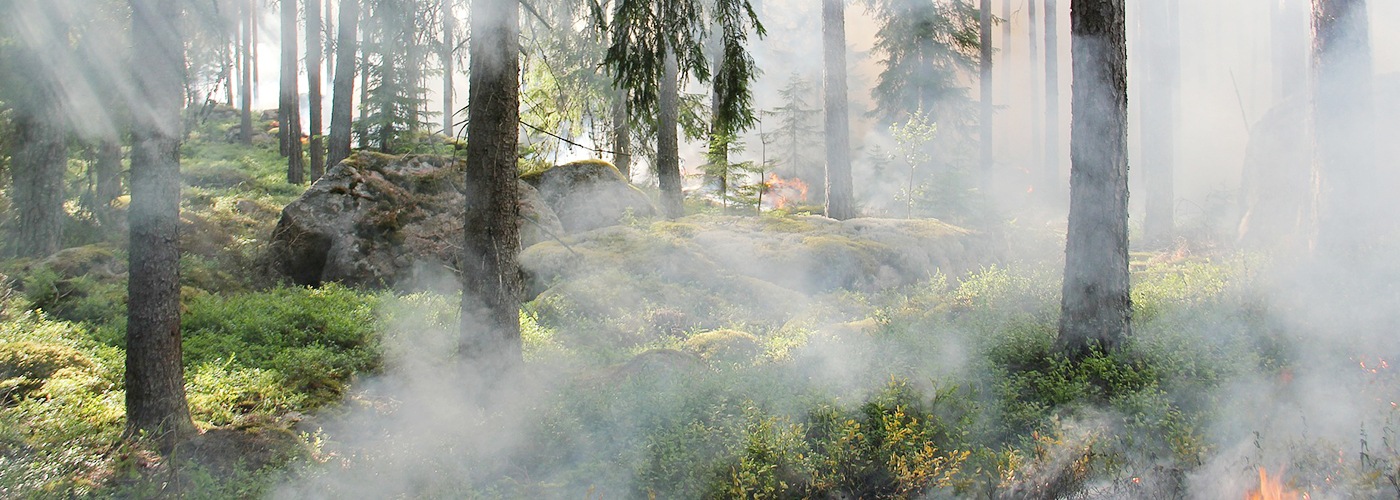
<box><xmin>683</xmin><ymin>329</ymin><xmax>762</xmax><ymax>365</ymax></box>
<box><xmin>0</xmin><ymin>341</ymin><xmax>96</xmax><ymax>401</ymax></box>
<box><xmin>523</xmin><ymin>159</ymin><xmax>658</xmax><ymax>233</ymax></box>
<box><xmin>264</xmin><ymin>152</ymin><xmax>564</xmax><ymax>289</ymax></box>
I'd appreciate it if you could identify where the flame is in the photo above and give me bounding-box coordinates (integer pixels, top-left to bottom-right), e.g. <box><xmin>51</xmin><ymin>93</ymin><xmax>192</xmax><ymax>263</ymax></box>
<box><xmin>765</xmin><ymin>173</ymin><xmax>809</xmax><ymax>209</ymax></box>
<box><xmin>1245</xmin><ymin>468</ymin><xmax>1300</xmax><ymax>500</ymax></box>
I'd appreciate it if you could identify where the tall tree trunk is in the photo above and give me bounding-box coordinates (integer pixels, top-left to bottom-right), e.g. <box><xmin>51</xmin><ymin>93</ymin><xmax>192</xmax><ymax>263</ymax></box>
<box><xmin>1273</xmin><ymin>0</ymin><xmax>1308</xmax><ymax>101</ymax></box>
<box><xmin>357</xmin><ymin>10</ymin><xmax>371</xmax><ymax>150</ymax></box>
<box><xmin>281</xmin><ymin>0</ymin><xmax>305</xmax><ymax>183</ymax></box>
<box><xmin>707</xmin><ymin>47</ymin><xmax>727</xmax><ymax>198</ymax></box>
<box><xmin>612</xmin><ymin>87</ymin><xmax>631</xmax><ymax>180</ymax></box>
<box><xmin>1058</xmin><ymin>0</ymin><xmax>1130</xmax><ymax>355</ymax></box>
<box><xmin>94</xmin><ymin>139</ymin><xmax>123</xmax><ymax>225</ymax></box>
<box><xmin>126</xmin><ymin>0</ymin><xmax>194</xmax><ymax>445</ymax></box>
<box><xmin>328</xmin><ymin>0</ymin><xmax>359</xmax><ymax>169</ymax></box>
<box><xmin>657</xmin><ymin>50</ymin><xmax>684</xmax><ymax>218</ymax></box>
<box><xmin>1028</xmin><ymin>0</ymin><xmax>1043</xmax><ymax>185</ymax></box>
<box><xmin>979</xmin><ymin>0</ymin><xmax>994</xmax><ymax>191</ymax></box>
<box><xmin>823</xmin><ymin>0</ymin><xmax>854</xmax><ymax>220</ymax></box>
<box><xmin>308</xmin><ymin>0</ymin><xmax>325</xmax><ymax>181</ymax></box>
<box><xmin>1141</xmin><ymin>0</ymin><xmax>1179</xmax><ymax>248</ymax></box>
<box><xmin>441</xmin><ymin>0</ymin><xmax>456</xmax><ymax>136</ymax></box>
<box><xmin>9</xmin><ymin>111</ymin><xmax>67</xmax><ymax>258</ymax></box>
<box><xmin>240</xmin><ymin>0</ymin><xmax>254</xmax><ymax>144</ymax></box>
<box><xmin>1044</xmin><ymin>0</ymin><xmax>1060</xmax><ymax>197</ymax></box>
<box><xmin>1311</xmin><ymin>0</ymin><xmax>1373</xmax><ymax>257</ymax></box>
<box><xmin>325</xmin><ymin>0</ymin><xmax>336</xmax><ymax>80</ymax></box>
<box><xmin>461</xmin><ymin>0</ymin><xmax>523</xmax><ymax>370</ymax></box>
<box><xmin>1001</xmin><ymin>0</ymin><xmax>1011</xmax><ymax>61</ymax></box>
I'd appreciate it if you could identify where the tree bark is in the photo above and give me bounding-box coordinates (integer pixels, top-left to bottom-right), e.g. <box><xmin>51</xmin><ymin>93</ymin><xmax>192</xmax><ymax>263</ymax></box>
<box><xmin>1028</xmin><ymin>0</ymin><xmax>1043</xmax><ymax>185</ymax></box>
<box><xmin>1273</xmin><ymin>0</ymin><xmax>1308</xmax><ymax>101</ymax></box>
<box><xmin>281</xmin><ymin>0</ymin><xmax>306</xmax><ymax>183</ymax></box>
<box><xmin>357</xmin><ymin>15</ymin><xmax>370</xmax><ymax>150</ymax></box>
<box><xmin>442</xmin><ymin>0</ymin><xmax>456</xmax><ymax>136</ymax></box>
<box><xmin>657</xmin><ymin>50</ymin><xmax>684</xmax><ymax>218</ymax></box>
<box><xmin>823</xmin><ymin>0</ymin><xmax>854</xmax><ymax>220</ymax></box>
<box><xmin>1140</xmin><ymin>0</ymin><xmax>1178</xmax><ymax>248</ymax></box>
<box><xmin>1058</xmin><ymin>0</ymin><xmax>1130</xmax><ymax>355</ymax></box>
<box><xmin>240</xmin><ymin>0</ymin><xmax>254</xmax><ymax>145</ymax></box>
<box><xmin>461</xmin><ymin>0</ymin><xmax>523</xmax><ymax>369</ymax></box>
<box><xmin>94</xmin><ymin>139</ymin><xmax>123</xmax><ymax>224</ymax></box>
<box><xmin>612</xmin><ymin>87</ymin><xmax>631</xmax><ymax>180</ymax></box>
<box><xmin>979</xmin><ymin>0</ymin><xmax>994</xmax><ymax>191</ymax></box>
<box><xmin>1044</xmin><ymin>0</ymin><xmax>1060</xmax><ymax>198</ymax></box>
<box><xmin>9</xmin><ymin>111</ymin><xmax>67</xmax><ymax>258</ymax></box>
<box><xmin>328</xmin><ymin>0</ymin><xmax>359</xmax><ymax>169</ymax></box>
<box><xmin>1311</xmin><ymin>0</ymin><xmax>1374</xmax><ymax>257</ymax></box>
<box><xmin>126</xmin><ymin>0</ymin><xmax>194</xmax><ymax>445</ymax></box>
<box><xmin>308</xmin><ymin>0</ymin><xmax>325</xmax><ymax>181</ymax></box>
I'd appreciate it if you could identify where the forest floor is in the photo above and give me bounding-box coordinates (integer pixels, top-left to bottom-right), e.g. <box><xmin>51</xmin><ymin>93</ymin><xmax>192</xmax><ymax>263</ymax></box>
<box><xmin>2</xmin><ymin>113</ymin><xmax>1400</xmax><ymax>498</ymax></box>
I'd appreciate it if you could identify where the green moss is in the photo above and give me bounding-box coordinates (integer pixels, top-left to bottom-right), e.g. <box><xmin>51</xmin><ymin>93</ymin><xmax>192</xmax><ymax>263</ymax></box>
<box><xmin>684</xmin><ymin>329</ymin><xmax>762</xmax><ymax>365</ymax></box>
<box><xmin>0</xmin><ymin>341</ymin><xmax>95</xmax><ymax>400</ymax></box>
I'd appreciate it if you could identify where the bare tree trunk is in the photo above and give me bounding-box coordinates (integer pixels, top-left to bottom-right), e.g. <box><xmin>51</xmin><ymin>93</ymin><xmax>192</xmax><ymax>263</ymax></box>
<box><xmin>126</xmin><ymin>0</ymin><xmax>194</xmax><ymax>446</ymax></box>
<box><xmin>824</xmin><ymin>0</ymin><xmax>854</xmax><ymax>220</ymax></box>
<box><xmin>1273</xmin><ymin>0</ymin><xmax>1308</xmax><ymax>102</ymax></box>
<box><xmin>979</xmin><ymin>0</ymin><xmax>994</xmax><ymax>191</ymax></box>
<box><xmin>328</xmin><ymin>0</ymin><xmax>359</xmax><ymax>169</ymax></box>
<box><xmin>1058</xmin><ymin>0</ymin><xmax>1130</xmax><ymax>355</ymax></box>
<box><xmin>94</xmin><ymin>139</ymin><xmax>123</xmax><ymax>224</ymax></box>
<box><xmin>308</xmin><ymin>0</ymin><xmax>325</xmax><ymax>181</ymax></box>
<box><xmin>461</xmin><ymin>0</ymin><xmax>523</xmax><ymax>370</ymax></box>
<box><xmin>441</xmin><ymin>0</ymin><xmax>456</xmax><ymax>136</ymax></box>
<box><xmin>325</xmin><ymin>0</ymin><xmax>336</xmax><ymax>80</ymax></box>
<box><xmin>657</xmin><ymin>50</ymin><xmax>684</xmax><ymax>218</ymax></box>
<box><xmin>1311</xmin><ymin>0</ymin><xmax>1373</xmax><ymax>257</ymax></box>
<box><xmin>1141</xmin><ymin>0</ymin><xmax>1179</xmax><ymax>248</ymax></box>
<box><xmin>281</xmin><ymin>0</ymin><xmax>305</xmax><ymax>183</ymax></box>
<box><xmin>1044</xmin><ymin>0</ymin><xmax>1060</xmax><ymax>198</ymax></box>
<box><xmin>357</xmin><ymin>10</ymin><xmax>371</xmax><ymax>150</ymax></box>
<box><xmin>1028</xmin><ymin>0</ymin><xmax>1043</xmax><ymax>186</ymax></box>
<box><xmin>240</xmin><ymin>0</ymin><xmax>254</xmax><ymax>144</ymax></box>
<box><xmin>612</xmin><ymin>87</ymin><xmax>631</xmax><ymax>180</ymax></box>
<box><xmin>9</xmin><ymin>111</ymin><xmax>67</xmax><ymax>258</ymax></box>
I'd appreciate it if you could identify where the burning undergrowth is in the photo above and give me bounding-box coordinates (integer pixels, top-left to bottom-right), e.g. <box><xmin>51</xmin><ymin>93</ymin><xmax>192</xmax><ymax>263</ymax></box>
<box><xmin>256</xmin><ymin>213</ymin><xmax>1400</xmax><ymax>498</ymax></box>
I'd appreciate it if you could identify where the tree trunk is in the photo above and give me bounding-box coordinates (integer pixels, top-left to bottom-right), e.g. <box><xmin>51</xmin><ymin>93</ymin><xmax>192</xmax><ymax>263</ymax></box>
<box><xmin>308</xmin><ymin>0</ymin><xmax>325</xmax><ymax>181</ymax></box>
<box><xmin>612</xmin><ymin>87</ymin><xmax>631</xmax><ymax>180</ymax></box>
<box><xmin>1311</xmin><ymin>0</ymin><xmax>1373</xmax><ymax>257</ymax></box>
<box><xmin>979</xmin><ymin>0</ymin><xmax>994</xmax><ymax>191</ymax></box>
<box><xmin>1028</xmin><ymin>0</ymin><xmax>1043</xmax><ymax>185</ymax></box>
<box><xmin>240</xmin><ymin>0</ymin><xmax>254</xmax><ymax>144</ymax></box>
<box><xmin>1273</xmin><ymin>0</ymin><xmax>1308</xmax><ymax>101</ymax></box>
<box><xmin>1044</xmin><ymin>0</ymin><xmax>1060</xmax><ymax>198</ymax></box>
<box><xmin>823</xmin><ymin>0</ymin><xmax>854</xmax><ymax>220</ymax></box>
<box><xmin>9</xmin><ymin>111</ymin><xmax>67</xmax><ymax>258</ymax></box>
<box><xmin>706</xmin><ymin>47</ymin><xmax>725</xmax><ymax>196</ymax></box>
<box><xmin>1058</xmin><ymin>0</ymin><xmax>1130</xmax><ymax>355</ymax></box>
<box><xmin>94</xmin><ymin>139</ymin><xmax>123</xmax><ymax>224</ymax></box>
<box><xmin>325</xmin><ymin>0</ymin><xmax>336</xmax><ymax>80</ymax></box>
<box><xmin>1140</xmin><ymin>0</ymin><xmax>1178</xmax><ymax>248</ymax></box>
<box><xmin>461</xmin><ymin>0</ymin><xmax>523</xmax><ymax>370</ymax></box>
<box><xmin>442</xmin><ymin>0</ymin><xmax>456</xmax><ymax>136</ymax></box>
<box><xmin>126</xmin><ymin>0</ymin><xmax>195</xmax><ymax>445</ymax></box>
<box><xmin>281</xmin><ymin>0</ymin><xmax>305</xmax><ymax>183</ymax></box>
<box><xmin>328</xmin><ymin>0</ymin><xmax>359</xmax><ymax>169</ymax></box>
<box><xmin>657</xmin><ymin>50</ymin><xmax>684</xmax><ymax>218</ymax></box>
<box><xmin>357</xmin><ymin>17</ymin><xmax>370</xmax><ymax>150</ymax></box>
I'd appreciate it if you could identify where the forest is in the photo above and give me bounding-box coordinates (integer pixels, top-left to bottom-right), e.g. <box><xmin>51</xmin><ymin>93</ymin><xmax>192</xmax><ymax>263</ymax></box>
<box><xmin>0</xmin><ymin>0</ymin><xmax>1397</xmax><ymax>498</ymax></box>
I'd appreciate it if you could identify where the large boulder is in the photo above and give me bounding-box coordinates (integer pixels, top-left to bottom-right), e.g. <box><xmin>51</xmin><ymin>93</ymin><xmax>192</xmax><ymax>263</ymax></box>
<box><xmin>522</xmin><ymin>159</ymin><xmax>657</xmax><ymax>232</ymax></box>
<box><xmin>266</xmin><ymin>152</ymin><xmax>564</xmax><ymax>288</ymax></box>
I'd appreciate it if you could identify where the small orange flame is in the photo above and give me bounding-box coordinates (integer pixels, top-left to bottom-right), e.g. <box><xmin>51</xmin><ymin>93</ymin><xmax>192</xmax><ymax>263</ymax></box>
<box><xmin>765</xmin><ymin>173</ymin><xmax>809</xmax><ymax>209</ymax></box>
<box><xmin>1245</xmin><ymin>468</ymin><xmax>1299</xmax><ymax>500</ymax></box>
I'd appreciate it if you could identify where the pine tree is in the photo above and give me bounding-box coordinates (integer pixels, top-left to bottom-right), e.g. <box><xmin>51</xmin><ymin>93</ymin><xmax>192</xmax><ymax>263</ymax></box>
<box><xmin>126</xmin><ymin>0</ymin><xmax>196</xmax><ymax>444</ymax></box>
<box><xmin>328</xmin><ymin>0</ymin><xmax>359</xmax><ymax>168</ymax></box>
<box><xmin>461</xmin><ymin>0</ymin><xmax>524</xmax><ymax>370</ymax></box>
<box><xmin>281</xmin><ymin>0</ymin><xmax>306</xmax><ymax>183</ymax></box>
<box><xmin>823</xmin><ymin>0</ymin><xmax>855</xmax><ymax>220</ymax></box>
<box><xmin>1058</xmin><ymin>0</ymin><xmax>1130</xmax><ymax>355</ymax></box>
<box><xmin>307</xmin><ymin>0</ymin><xmax>325</xmax><ymax>180</ymax></box>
